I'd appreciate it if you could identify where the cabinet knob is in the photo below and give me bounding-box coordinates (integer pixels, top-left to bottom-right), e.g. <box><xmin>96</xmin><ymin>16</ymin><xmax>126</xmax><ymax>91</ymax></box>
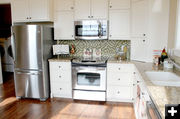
<box><xmin>29</xmin><ymin>17</ymin><xmax>31</xmax><ymax>19</ymax></box>
<box><xmin>59</xmin><ymin>66</ymin><xmax>61</xmax><ymax>68</ymax></box>
<box><xmin>118</xmin><ymin>68</ymin><xmax>121</xmax><ymax>70</ymax></box>
<box><xmin>59</xmin><ymin>76</ymin><xmax>61</xmax><ymax>78</ymax></box>
<box><xmin>137</xmin><ymin>81</ymin><xmax>140</xmax><ymax>83</ymax></box>
<box><xmin>117</xmin><ymin>91</ymin><xmax>120</xmax><ymax>94</ymax></box>
<box><xmin>133</xmin><ymin>84</ymin><xmax>135</xmax><ymax>86</ymax></box>
<box><xmin>60</xmin><ymin>88</ymin><xmax>62</xmax><ymax>90</ymax></box>
<box><xmin>72</xmin><ymin>35</ymin><xmax>74</xmax><ymax>37</ymax></box>
<box><xmin>70</xmin><ymin>7</ymin><xmax>74</xmax><ymax>10</ymax></box>
<box><xmin>110</xmin><ymin>35</ymin><xmax>112</xmax><ymax>37</ymax></box>
<box><xmin>88</xmin><ymin>16</ymin><xmax>90</xmax><ymax>18</ymax></box>
<box><xmin>132</xmin><ymin>98</ymin><xmax>134</xmax><ymax>100</ymax></box>
<box><xmin>27</xmin><ymin>17</ymin><xmax>29</xmax><ymax>19</ymax></box>
<box><xmin>143</xmin><ymin>40</ymin><xmax>145</xmax><ymax>42</ymax></box>
<box><xmin>118</xmin><ymin>78</ymin><xmax>120</xmax><ymax>81</ymax></box>
<box><xmin>110</xmin><ymin>6</ymin><xmax>112</xmax><ymax>8</ymax></box>
<box><xmin>143</xmin><ymin>34</ymin><xmax>146</xmax><ymax>36</ymax></box>
<box><xmin>91</xmin><ymin>16</ymin><xmax>93</xmax><ymax>18</ymax></box>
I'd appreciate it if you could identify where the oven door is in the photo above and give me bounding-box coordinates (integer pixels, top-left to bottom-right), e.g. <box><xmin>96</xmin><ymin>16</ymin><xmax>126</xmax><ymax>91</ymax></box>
<box><xmin>74</xmin><ymin>20</ymin><xmax>108</xmax><ymax>40</ymax></box>
<box><xmin>72</xmin><ymin>66</ymin><xmax>106</xmax><ymax>91</ymax></box>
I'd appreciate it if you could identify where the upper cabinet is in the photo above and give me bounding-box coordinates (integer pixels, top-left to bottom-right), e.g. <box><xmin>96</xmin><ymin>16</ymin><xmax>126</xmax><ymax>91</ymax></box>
<box><xmin>109</xmin><ymin>0</ymin><xmax>130</xmax><ymax>40</ymax></box>
<box><xmin>74</xmin><ymin>0</ymin><xmax>108</xmax><ymax>20</ymax></box>
<box><xmin>11</xmin><ymin>0</ymin><xmax>53</xmax><ymax>22</ymax></box>
<box><xmin>109</xmin><ymin>10</ymin><xmax>130</xmax><ymax>40</ymax></box>
<box><xmin>131</xmin><ymin>0</ymin><xmax>148</xmax><ymax>37</ymax></box>
<box><xmin>55</xmin><ymin>0</ymin><xmax>74</xmax><ymax>11</ymax></box>
<box><xmin>109</xmin><ymin>0</ymin><xmax>130</xmax><ymax>9</ymax></box>
<box><xmin>54</xmin><ymin>0</ymin><xmax>74</xmax><ymax>40</ymax></box>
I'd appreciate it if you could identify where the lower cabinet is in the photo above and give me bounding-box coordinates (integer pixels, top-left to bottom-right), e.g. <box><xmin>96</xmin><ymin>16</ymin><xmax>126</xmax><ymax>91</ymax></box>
<box><xmin>49</xmin><ymin>60</ymin><xmax>72</xmax><ymax>98</ymax></box>
<box><xmin>107</xmin><ymin>62</ymin><xmax>136</xmax><ymax>102</ymax></box>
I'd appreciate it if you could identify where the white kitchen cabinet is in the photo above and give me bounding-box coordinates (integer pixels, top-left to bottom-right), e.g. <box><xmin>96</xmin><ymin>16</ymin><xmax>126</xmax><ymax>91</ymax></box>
<box><xmin>11</xmin><ymin>0</ymin><xmax>53</xmax><ymax>22</ymax></box>
<box><xmin>131</xmin><ymin>38</ymin><xmax>149</xmax><ymax>62</ymax></box>
<box><xmin>54</xmin><ymin>11</ymin><xmax>74</xmax><ymax>40</ymax></box>
<box><xmin>109</xmin><ymin>10</ymin><xmax>130</xmax><ymax>40</ymax></box>
<box><xmin>131</xmin><ymin>0</ymin><xmax>148</xmax><ymax>37</ymax></box>
<box><xmin>74</xmin><ymin>0</ymin><xmax>108</xmax><ymax>20</ymax></box>
<box><xmin>54</xmin><ymin>0</ymin><xmax>74</xmax><ymax>11</ymax></box>
<box><xmin>107</xmin><ymin>63</ymin><xmax>135</xmax><ymax>102</ymax></box>
<box><xmin>49</xmin><ymin>61</ymin><xmax>72</xmax><ymax>98</ymax></box>
<box><xmin>109</xmin><ymin>0</ymin><xmax>130</xmax><ymax>9</ymax></box>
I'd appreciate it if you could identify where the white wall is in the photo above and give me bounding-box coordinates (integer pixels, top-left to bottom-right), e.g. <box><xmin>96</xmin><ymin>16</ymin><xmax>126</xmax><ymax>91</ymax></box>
<box><xmin>0</xmin><ymin>0</ymin><xmax>11</xmax><ymax>4</ymax></box>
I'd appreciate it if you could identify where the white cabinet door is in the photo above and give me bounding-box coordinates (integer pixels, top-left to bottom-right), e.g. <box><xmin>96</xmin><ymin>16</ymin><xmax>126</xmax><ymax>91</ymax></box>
<box><xmin>11</xmin><ymin>0</ymin><xmax>29</xmax><ymax>22</ymax></box>
<box><xmin>109</xmin><ymin>10</ymin><xmax>130</xmax><ymax>40</ymax></box>
<box><xmin>131</xmin><ymin>38</ymin><xmax>149</xmax><ymax>62</ymax></box>
<box><xmin>131</xmin><ymin>0</ymin><xmax>148</xmax><ymax>37</ymax></box>
<box><xmin>91</xmin><ymin>0</ymin><xmax>108</xmax><ymax>19</ymax></box>
<box><xmin>54</xmin><ymin>11</ymin><xmax>74</xmax><ymax>40</ymax></box>
<box><xmin>109</xmin><ymin>0</ymin><xmax>130</xmax><ymax>9</ymax></box>
<box><xmin>11</xmin><ymin>0</ymin><xmax>53</xmax><ymax>22</ymax></box>
<box><xmin>29</xmin><ymin>0</ymin><xmax>50</xmax><ymax>21</ymax></box>
<box><xmin>54</xmin><ymin>0</ymin><xmax>74</xmax><ymax>11</ymax></box>
<box><xmin>74</xmin><ymin>0</ymin><xmax>91</xmax><ymax>20</ymax></box>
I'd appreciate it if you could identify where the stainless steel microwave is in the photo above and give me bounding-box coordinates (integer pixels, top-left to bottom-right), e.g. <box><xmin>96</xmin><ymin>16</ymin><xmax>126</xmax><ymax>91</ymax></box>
<box><xmin>74</xmin><ymin>20</ymin><xmax>108</xmax><ymax>40</ymax></box>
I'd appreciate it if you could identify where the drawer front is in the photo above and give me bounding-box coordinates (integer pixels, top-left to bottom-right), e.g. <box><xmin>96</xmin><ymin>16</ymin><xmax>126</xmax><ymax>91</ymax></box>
<box><xmin>50</xmin><ymin>70</ymin><xmax>71</xmax><ymax>83</ymax></box>
<box><xmin>50</xmin><ymin>61</ymin><xmax>71</xmax><ymax>73</ymax></box>
<box><xmin>107</xmin><ymin>72</ymin><xmax>134</xmax><ymax>86</ymax></box>
<box><xmin>49</xmin><ymin>61</ymin><xmax>71</xmax><ymax>82</ymax></box>
<box><xmin>51</xmin><ymin>83</ymin><xmax>72</xmax><ymax>98</ymax></box>
<box><xmin>107</xmin><ymin>86</ymin><xmax>133</xmax><ymax>100</ymax></box>
<box><xmin>107</xmin><ymin>63</ymin><xmax>134</xmax><ymax>73</ymax></box>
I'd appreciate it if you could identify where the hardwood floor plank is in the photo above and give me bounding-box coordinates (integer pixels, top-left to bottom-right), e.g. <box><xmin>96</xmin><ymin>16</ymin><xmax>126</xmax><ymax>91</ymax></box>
<box><xmin>0</xmin><ymin>73</ymin><xmax>136</xmax><ymax>119</ymax></box>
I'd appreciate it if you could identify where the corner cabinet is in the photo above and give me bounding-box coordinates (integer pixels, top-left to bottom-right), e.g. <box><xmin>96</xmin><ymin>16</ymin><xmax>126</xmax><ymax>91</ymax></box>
<box><xmin>49</xmin><ymin>60</ymin><xmax>72</xmax><ymax>99</ymax></box>
<box><xmin>11</xmin><ymin>0</ymin><xmax>53</xmax><ymax>22</ymax></box>
<box><xmin>54</xmin><ymin>0</ymin><xmax>74</xmax><ymax>40</ymax></box>
<box><xmin>107</xmin><ymin>63</ymin><xmax>136</xmax><ymax>102</ymax></box>
<box><xmin>74</xmin><ymin>0</ymin><xmax>108</xmax><ymax>20</ymax></box>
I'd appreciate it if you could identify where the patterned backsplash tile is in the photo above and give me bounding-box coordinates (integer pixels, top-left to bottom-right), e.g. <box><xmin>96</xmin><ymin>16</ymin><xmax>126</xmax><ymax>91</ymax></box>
<box><xmin>56</xmin><ymin>40</ymin><xmax>131</xmax><ymax>58</ymax></box>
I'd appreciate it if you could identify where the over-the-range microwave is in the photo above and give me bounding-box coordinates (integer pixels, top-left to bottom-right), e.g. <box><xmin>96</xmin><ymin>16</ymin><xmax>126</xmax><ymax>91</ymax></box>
<box><xmin>74</xmin><ymin>20</ymin><xmax>108</xmax><ymax>40</ymax></box>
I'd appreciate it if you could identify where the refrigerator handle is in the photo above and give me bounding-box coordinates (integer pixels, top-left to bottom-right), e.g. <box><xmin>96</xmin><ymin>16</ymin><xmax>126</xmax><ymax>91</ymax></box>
<box><xmin>16</xmin><ymin>71</ymin><xmax>40</xmax><ymax>75</ymax></box>
<box><xmin>11</xmin><ymin>33</ymin><xmax>16</xmax><ymax>61</ymax></box>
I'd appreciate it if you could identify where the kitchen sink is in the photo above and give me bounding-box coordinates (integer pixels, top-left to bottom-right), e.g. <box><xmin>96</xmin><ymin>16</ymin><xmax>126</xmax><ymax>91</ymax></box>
<box><xmin>145</xmin><ymin>71</ymin><xmax>180</xmax><ymax>87</ymax></box>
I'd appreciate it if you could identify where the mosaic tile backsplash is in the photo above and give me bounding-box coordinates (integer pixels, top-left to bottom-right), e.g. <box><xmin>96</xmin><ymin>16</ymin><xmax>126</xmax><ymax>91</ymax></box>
<box><xmin>56</xmin><ymin>40</ymin><xmax>130</xmax><ymax>58</ymax></box>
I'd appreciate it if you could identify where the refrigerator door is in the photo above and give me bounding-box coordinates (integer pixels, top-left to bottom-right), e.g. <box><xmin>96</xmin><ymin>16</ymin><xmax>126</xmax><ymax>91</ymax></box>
<box><xmin>12</xmin><ymin>25</ymin><xmax>42</xmax><ymax>70</ymax></box>
<box><xmin>14</xmin><ymin>70</ymin><xmax>49</xmax><ymax>99</ymax></box>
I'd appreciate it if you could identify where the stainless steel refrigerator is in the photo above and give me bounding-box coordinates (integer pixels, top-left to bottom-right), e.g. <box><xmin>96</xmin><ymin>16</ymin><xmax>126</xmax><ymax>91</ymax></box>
<box><xmin>11</xmin><ymin>25</ymin><xmax>53</xmax><ymax>101</ymax></box>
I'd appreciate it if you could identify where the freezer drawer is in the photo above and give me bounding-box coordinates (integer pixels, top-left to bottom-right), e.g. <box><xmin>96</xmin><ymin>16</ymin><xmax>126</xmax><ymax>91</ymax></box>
<box><xmin>14</xmin><ymin>70</ymin><xmax>49</xmax><ymax>100</ymax></box>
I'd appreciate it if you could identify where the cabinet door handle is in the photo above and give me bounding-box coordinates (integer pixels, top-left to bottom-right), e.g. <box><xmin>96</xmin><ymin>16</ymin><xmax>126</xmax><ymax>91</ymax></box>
<box><xmin>88</xmin><ymin>16</ymin><xmax>90</xmax><ymax>18</ymax></box>
<box><xmin>110</xmin><ymin>35</ymin><xmax>112</xmax><ymax>37</ymax></box>
<box><xmin>91</xmin><ymin>16</ymin><xmax>93</xmax><ymax>18</ymax></box>
<box><xmin>117</xmin><ymin>91</ymin><xmax>120</xmax><ymax>94</ymax></box>
<box><xmin>60</xmin><ymin>88</ymin><xmax>62</xmax><ymax>90</ymax></box>
<box><xmin>110</xmin><ymin>6</ymin><xmax>112</xmax><ymax>8</ymax></box>
<box><xmin>59</xmin><ymin>66</ymin><xmax>61</xmax><ymax>68</ymax></box>
<box><xmin>143</xmin><ymin>40</ymin><xmax>145</xmax><ymax>42</ymax></box>
<box><xmin>72</xmin><ymin>35</ymin><xmax>74</xmax><ymax>37</ymax></box>
<box><xmin>27</xmin><ymin>17</ymin><xmax>29</xmax><ymax>19</ymax></box>
<box><xmin>118</xmin><ymin>78</ymin><xmax>120</xmax><ymax>81</ymax></box>
<box><xmin>143</xmin><ymin>34</ymin><xmax>146</xmax><ymax>36</ymax></box>
<box><xmin>70</xmin><ymin>7</ymin><xmax>74</xmax><ymax>10</ymax></box>
<box><xmin>29</xmin><ymin>17</ymin><xmax>31</xmax><ymax>19</ymax></box>
<box><xmin>118</xmin><ymin>68</ymin><xmax>121</xmax><ymax>70</ymax></box>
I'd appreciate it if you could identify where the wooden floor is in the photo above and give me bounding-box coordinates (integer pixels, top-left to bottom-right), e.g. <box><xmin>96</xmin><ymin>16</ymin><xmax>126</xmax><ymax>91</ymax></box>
<box><xmin>0</xmin><ymin>72</ymin><xmax>136</xmax><ymax>119</ymax></box>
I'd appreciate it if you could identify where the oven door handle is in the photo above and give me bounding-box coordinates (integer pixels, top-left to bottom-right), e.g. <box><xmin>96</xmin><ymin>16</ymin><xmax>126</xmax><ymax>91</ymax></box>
<box><xmin>78</xmin><ymin>70</ymin><xmax>99</xmax><ymax>73</ymax></box>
